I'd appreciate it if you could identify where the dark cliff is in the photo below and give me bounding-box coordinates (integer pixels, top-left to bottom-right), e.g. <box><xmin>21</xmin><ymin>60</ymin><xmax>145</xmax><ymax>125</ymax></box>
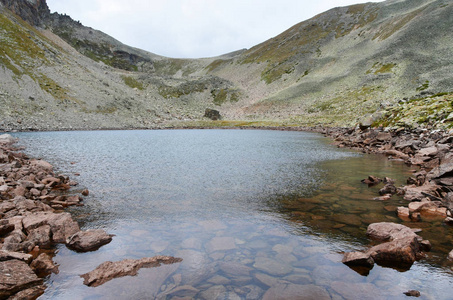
<box><xmin>0</xmin><ymin>0</ymin><xmax>49</xmax><ymax>25</ymax></box>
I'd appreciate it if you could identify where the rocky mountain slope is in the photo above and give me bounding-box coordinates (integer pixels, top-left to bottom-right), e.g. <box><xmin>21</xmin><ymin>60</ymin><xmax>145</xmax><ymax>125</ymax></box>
<box><xmin>0</xmin><ymin>0</ymin><xmax>452</xmax><ymax>131</ymax></box>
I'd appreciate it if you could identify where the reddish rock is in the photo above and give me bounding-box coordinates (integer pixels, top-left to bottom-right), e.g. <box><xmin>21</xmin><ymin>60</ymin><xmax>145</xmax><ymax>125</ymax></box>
<box><xmin>408</xmin><ymin>201</ymin><xmax>447</xmax><ymax>218</ymax></box>
<box><xmin>0</xmin><ymin>260</ymin><xmax>43</xmax><ymax>299</ymax></box>
<box><xmin>382</xmin><ymin>149</ymin><xmax>410</xmax><ymax>160</ymax></box>
<box><xmin>30</xmin><ymin>159</ymin><xmax>53</xmax><ymax>172</ymax></box>
<box><xmin>342</xmin><ymin>251</ymin><xmax>374</xmax><ymax>268</ymax></box>
<box><xmin>25</xmin><ymin>225</ymin><xmax>52</xmax><ymax>250</ymax></box>
<box><xmin>0</xmin><ymin>250</ymin><xmax>32</xmax><ymax>263</ymax></box>
<box><xmin>403</xmin><ymin>184</ymin><xmax>440</xmax><ymax>202</ymax></box>
<box><xmin>80</xmin><ymin>256</ymin><xmax>183</xmax><ymax>287</ymax></box>
<box><xmin>81</xmin><ymin>189</ymin><xmax>89</xmax><ymax>196</ymax></box>
<box><xmin>48</xmin><ymin>212</ymin><xmax>80</xmax><ymax>243</ymax></box>
<box><xmin>41</xmin><ymin>177</ymin><xmax>60</xmax><ymax>187</ymax></box>
<box><xmin>366</xmin><ymin>222</ymin><xmax>417</xmax><ymax>241</ymax></box>
<box><xmin>344</xmin><ymin>222</ymin><xmax>427</xmax><ymax>270</ymax></box>
<box><xmin>30</xmin><ymin>253</ymin><xmax>58</xmax><ymax>276</ymax></box>
<box><xmin>417</xmin><ymin>146</ymin><xmax>438</xmax><ymax>157</ymax></box>
<box><xmin>0</xmin><ymin>220</ymin><xmax>15</xmax><ymax>237</ymax></box>
<box><xmin>404</xmin><ymin>290</ymin><xmax>421</xmax><ymax>297</ymax></box>
<box><xmin>376</xmin><ymin>132</ymin><xmax>392</xmax><ymax>142</ymax></box>
<box><xmin>8</xmin><ymin>285</ymin><xmax>45</xmax><ymax>300</ymax></box>
<box><xmin>361</xmin><ymin>175</ymin><xmax>382</xmax><ymax>186</ymax></box>
<box><xmin>2</xmin><ymin>230</ymin><xmax>26</xmax><ymax>252</ymax></box>
<box><xmin>66</xmin><ymin>229</ymin><xmax>114</xmax><ymax>252</ymax></box>
<box><xmin>22</xmin><ymin>212</ymin><xmax>80</xmax><ymax>243</ymax></box>
<box><xmin>366</xmin><ymin>236</ymin><xmax>420</xmax><ymax>267</ymax></box>
<box><xmin>397</xmin><ymin>207</ymin><xmax>410</xmax><ymax>221</ymax></box>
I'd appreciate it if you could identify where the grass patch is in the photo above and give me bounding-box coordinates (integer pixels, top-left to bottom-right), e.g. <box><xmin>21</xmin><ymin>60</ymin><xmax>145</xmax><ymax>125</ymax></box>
<box><xmin>205</xmin><ymin>59</ymin><xmax>228</xmax><ymax>72</ymax></box>
<box><xmin>122</xmin><ymin>76</ymin><xmax>144</xmax><ymax>90</ymax></box>
<box><xmin>372</xmin><ymin>92</ymin><xmax>453</xmax><ymax>128</ymax></box>
<box><xmin>158</xmin><ymin>81</ymin><xmax>207</xmax><ymax>99</ymax></box>
<box><xmin>416</xmin><ymin>80</ymin><xmax>430</xmax><ymax>92</ymax></box>
<box><xmin>366</xmin><ymin>62</ymin><xmax>396</xmax><ymax>74</ymax></box>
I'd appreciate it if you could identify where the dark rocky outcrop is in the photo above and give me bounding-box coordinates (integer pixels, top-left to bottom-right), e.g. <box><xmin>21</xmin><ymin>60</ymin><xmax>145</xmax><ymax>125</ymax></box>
<box><xmin>0</xmin><ymin>0</ymin><xmax>50</xmax><ymax>26</ymax></box>
<box><xmin>204</xmin><ymin>108</ymin><xmax>222</xmax><ymax>121</ymax></box>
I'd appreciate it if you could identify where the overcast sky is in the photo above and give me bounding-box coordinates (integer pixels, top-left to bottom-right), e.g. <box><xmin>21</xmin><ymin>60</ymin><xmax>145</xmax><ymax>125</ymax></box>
<box><xmin>47</xmin><ymin>0</ymin><xmax>384</xmax><ymax>58</ymax></box>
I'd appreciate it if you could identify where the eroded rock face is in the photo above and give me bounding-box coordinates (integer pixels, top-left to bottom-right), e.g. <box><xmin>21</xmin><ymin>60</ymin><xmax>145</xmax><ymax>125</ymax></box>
<box><xmin>80</xmin><ymin>256</ymin><xmax>183</xmax><ymax>287</ymax></box>
<box><xmin>0</xmin><ymin>0</ymin><xmax>50</xmax><ymax>26</ymax></box>
<box><xmin>66</xmin><ymin>229</ymin><xmax>114</xmax><ymax>252</ymax></box>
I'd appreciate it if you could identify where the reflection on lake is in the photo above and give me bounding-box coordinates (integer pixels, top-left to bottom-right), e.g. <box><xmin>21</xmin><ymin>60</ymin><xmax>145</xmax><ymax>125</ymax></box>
<box><xmin>13</xmin><ymin>129</ymin><xmax>453</xmax><ymax>299</ymax></box>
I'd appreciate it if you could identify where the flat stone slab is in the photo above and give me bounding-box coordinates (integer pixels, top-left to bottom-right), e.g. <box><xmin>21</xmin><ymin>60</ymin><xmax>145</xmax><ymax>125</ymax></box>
<box><xmin>366</xmin><ymin>222</ymin><xmax>417</xmax><ymax>241</ymax></box>
<box><xmin>80</xmin><ymin>256</ymin><xmax>182</xmax><ymax>287</ymax></box>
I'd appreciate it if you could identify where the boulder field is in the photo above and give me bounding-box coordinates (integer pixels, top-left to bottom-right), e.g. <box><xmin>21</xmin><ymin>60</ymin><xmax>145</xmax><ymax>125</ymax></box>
<box><xmin>0</xmin><ymin>134</ymin><xmax>112</xmax><ymax>298</ymax></box>
<box><xmin>321</xmin><ymin>126</ymin><xmax>453</xmax><ymax>269</ymax></box>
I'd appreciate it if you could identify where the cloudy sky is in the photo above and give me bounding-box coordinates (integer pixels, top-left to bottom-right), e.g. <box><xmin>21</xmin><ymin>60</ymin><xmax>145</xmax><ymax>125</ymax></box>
<box><xmin>47</xmin><ymin>0</ymin><xmax>383</xmax><ymax>58</ymax></box>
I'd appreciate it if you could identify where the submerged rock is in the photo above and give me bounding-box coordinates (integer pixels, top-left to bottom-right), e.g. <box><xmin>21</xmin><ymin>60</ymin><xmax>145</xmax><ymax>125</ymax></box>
<box><xmin>262</xmin><ymin>283</ymin><xmax>330</xmax><ymax>300</ymax></box>
<box><xmin>80</xmin><ymin>256</ymin><xmax>183</xmax><ymax>287</ymax></box>
<box><xmin>404</xmin><ymin>290</ymin><xmax>421</xmax><ymax>297</ymax></box>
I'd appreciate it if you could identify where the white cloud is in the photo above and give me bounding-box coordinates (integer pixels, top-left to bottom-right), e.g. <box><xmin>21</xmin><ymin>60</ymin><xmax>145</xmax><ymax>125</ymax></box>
<box><xmin>46</xmin><ymin>0</ymin><xmax>384</xmax><ymax>58</ymax></box>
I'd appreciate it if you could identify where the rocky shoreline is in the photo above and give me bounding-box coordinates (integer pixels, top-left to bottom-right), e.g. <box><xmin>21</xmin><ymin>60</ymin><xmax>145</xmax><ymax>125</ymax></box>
<box><xmin>0</xmin><ymin>133</ymin><xmax>183</xmax><ymax>299</ymax></box>
<box><xmin>320</xmin><ymin>126</ymin><xmax>453</xmax><ymax>265</ymax></box>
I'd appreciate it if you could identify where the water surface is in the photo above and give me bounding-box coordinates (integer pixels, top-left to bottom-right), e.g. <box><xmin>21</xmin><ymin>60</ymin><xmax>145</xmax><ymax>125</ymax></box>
<box><xmin>13</xmin><ymin>129</ymin><xmax>453</xmax><ymax>299</ymax></box>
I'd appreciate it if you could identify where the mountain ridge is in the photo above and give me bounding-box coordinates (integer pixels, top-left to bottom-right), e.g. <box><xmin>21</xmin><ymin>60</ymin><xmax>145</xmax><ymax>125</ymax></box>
<box><xmin>1</xmin><ymin>0</ymin><xmax>452</xmax><ymax>131</ymax></box>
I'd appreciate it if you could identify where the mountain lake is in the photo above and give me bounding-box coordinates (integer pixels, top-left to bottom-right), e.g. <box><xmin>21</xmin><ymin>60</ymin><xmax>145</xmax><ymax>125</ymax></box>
<box><xmin>12</xmin><ymin>129</ymin><xmax>453</xmax><ymax>299</ymax></box>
